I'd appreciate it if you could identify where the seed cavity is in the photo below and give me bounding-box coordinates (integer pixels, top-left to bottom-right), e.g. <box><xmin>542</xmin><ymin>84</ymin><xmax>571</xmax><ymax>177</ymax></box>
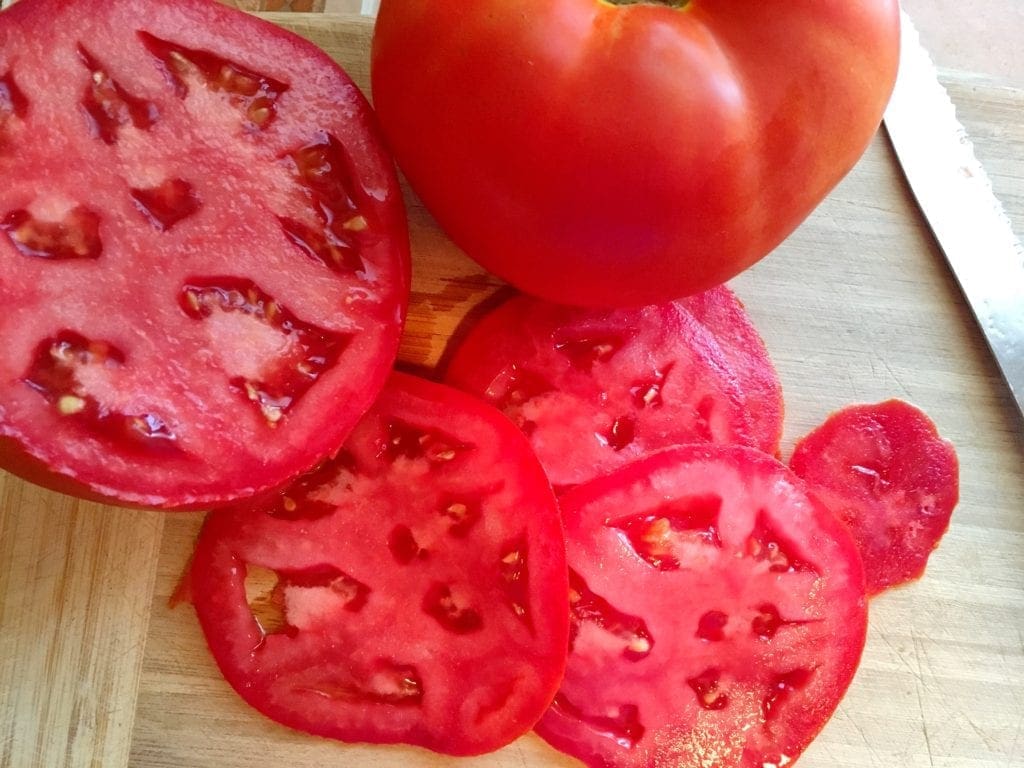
<box><xmin>380</xmin><ymin>419</ymin><xmax>473</xmax><ymax>466</ymax></box>
<box><xmin>23</xmin><ymin>331</ymin><xmax>179</xmax><ymax>451</ymax></box>
<box><xmin>499</xmin><ymin>537</ymin><xmax>533</xmax><ymax>631</ymax></box>
<box><xmin>569</xmin><ymin>569</ymin><xmax>652</xmax><ymax>660</ymax></box>
<box><xmin>549</xmin><ymin>695</ymin><xmax>645</xmax><ymax>750</ymax></box>
<box><xmin>179</xmin><ymin>277</ymin><xmax>348</xmax><ymax>427</ymax></box>
<box><xmin>440</xmin><ymin>496</ymin><xmax>483</xmax><ymax>537</ymax></box>
<box><xmin>247</xmin><ymin>561</ymin><xmax>371</xmax><ymax>640</ymax></box>
<box><xmin>602</xmin><ymin>414</ymin><xmax>636</xmax><ymax>451</ymax></box>
<box><xmin>696</xmin><ymin>610</ymin><xmax>729</xmax><ymax>642</ymax></box>
<box><xmin>77</xmin><ymin>44</ymin><xmax>158</xmax><ymax>144</ymax></box>
<box><xmin>630</xmin><ymin>363</ymin><xmax>674</xmax><ymax>409</ymax></box>
<box><xmin>762</xmin><ymin>668</ymin><xmax>814</xmax><ymax>723</ymax></box>
<box><xmin>688</xmin><ymin>668</ymin><xmax>729</xmax><ymax>711</ymax></box>
<box><xmin>296</xmin><ymin>661</ymin><xmax>424</xmax><ymax>707</ymax></box>
<box><xmin>281</xmin><ymin>132</ymin><xmax>373</xmax><ymax>276</ymax></box>
<box><xmin>138</xmin><ymin>30</ymin><xmax>288</xmax><ymax>131</ymax></box>
<box><xmin>2</xmin><ymin>206</ymin><xmax>102</xmax><ymax>260</ymax></box>
<box><xmin>130</xmin><ymin>178</ymin><xmax>200</xmax><ymax>232</ymax></box>
<box><xmin>422</xmin><ymin>582</ymin><xmax>483</xmax><ymax>635</ymax></box>
<box><xmin>0</xmin><ymin>70</ymin><xmax>29</xmax><ymax>125</ymax></box>
<box><xmin>609</xmin><ymin>494</ymin><xmax>724</xmax><ymax>570</ymax></box>
<box><xmin>746</xmin><ymin>512</ymin><xmax>818</xmax><ymax>575</ymax></box>
<box><xmin>388</xmin><ymin>524</ymin><xmax>428</xmax><ymax>564</ymax></box>
<box><xmin>483</xmin><ymin>365</ymin><xmax>554</xmax><ymax>411</ymax></box>
<box><xmin>263</xmin><ymin>460</ymin><xmax>347</xmax><ymax>520</ymax></box>
<box><xmin>553</xmin><ymin>333</ymin><xmax>624</xmax><ymax>371</ymax></box>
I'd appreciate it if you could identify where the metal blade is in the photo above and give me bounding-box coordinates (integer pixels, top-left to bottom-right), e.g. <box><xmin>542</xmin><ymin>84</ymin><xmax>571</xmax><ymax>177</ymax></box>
<box><xmin>883</xmin><ymin>9</ymin><xmax>1024</xmax><ymax>419</ymax></box>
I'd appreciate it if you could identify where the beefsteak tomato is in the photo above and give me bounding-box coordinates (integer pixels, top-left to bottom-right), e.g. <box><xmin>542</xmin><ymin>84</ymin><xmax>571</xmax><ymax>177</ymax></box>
<box><xmin>371</xmin><ymin>0</ymin><xmax>900</xmax><ymax>307</ymax></box>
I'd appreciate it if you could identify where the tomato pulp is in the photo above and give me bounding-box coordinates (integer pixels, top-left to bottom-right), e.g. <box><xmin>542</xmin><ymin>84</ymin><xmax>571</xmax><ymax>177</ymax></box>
<box><xmin>190</xmin><ymin>373</ymin><xmax>570</xmax><ymax>755</ymax></box>
<box><xmin>371</xmin><ymin>0</ymin><xmax>900</xmax><ymax>306</ymax></box>
<box><xmin>0</xmin><ymin>0</ymin><xmax>409</xmax><ymax>508</ymax></box>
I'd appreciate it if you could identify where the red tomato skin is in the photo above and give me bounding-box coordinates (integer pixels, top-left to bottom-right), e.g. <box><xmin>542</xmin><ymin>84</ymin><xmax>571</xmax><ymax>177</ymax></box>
<box><xmin>190</xmin><ymin>372</ymin><xmax>570</xmax><ymax>756</ymax></box>
<box><xmin>371</xmin><ymin>0</ymin><xmax>900</xmax><ymax>307</ymax></box>
<box><xmin>537</xmin><ymin>444</ymin><xmax>868</xmax><ymax>768</ymax></box>
<box><xmin>789</xmin><ymin>399</ymin><xmax>960</xmax><ymax>595</ymax></box>
<box><xmin>0</xmin><ymin>0</ymin><xmax>410</xmax><ymax>510</ymax></box>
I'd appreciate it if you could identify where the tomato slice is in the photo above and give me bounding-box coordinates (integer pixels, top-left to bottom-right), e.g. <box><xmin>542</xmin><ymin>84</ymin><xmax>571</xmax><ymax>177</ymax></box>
<box><xmin>189</xmin><ymin>372</ymin><xmax>569</xmax><ymax>756</ymax></box>
<box><xmin>535</xmin><ymin>444</ymin><xmax>867</xmax><ymax>768</ymax></box>
<box><xmin>0</xmin><ymin>0</ymin><xmax>409</xmax><ymax>508</ymax></box>
<box><xmin>789</xmin><ymin>399</ymin><xmax>959</xmax><ymax>595</ymax></box>
<box><xmin>683</xmin><ymin>286</ymin><xmax>783</xmax><ymax>456</ymax></box>
<box><xmin>444</xmin><ymin>294</ymin><xmax>766</xmax><ymax>491</ymax></box>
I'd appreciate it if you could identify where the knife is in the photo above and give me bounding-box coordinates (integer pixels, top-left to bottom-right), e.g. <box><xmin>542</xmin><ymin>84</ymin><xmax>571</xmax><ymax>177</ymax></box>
<box><xmin>883</xmin><ymin>9</ymin><xmax>1024</xmax><ymax>419</ymax></box>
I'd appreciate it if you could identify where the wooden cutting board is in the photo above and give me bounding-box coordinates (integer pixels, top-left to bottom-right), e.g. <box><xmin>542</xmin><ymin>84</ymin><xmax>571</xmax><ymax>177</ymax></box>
<box><xmin>2</xmin><ymin>13</ymin><xmax>1023</xmax><ymax>768</ymax></box>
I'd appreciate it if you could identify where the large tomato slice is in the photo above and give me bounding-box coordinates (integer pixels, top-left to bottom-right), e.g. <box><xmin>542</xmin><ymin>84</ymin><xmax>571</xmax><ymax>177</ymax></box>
<box><xmin>189</xmin><ymin>372</ymin><xmax>569</xmax><ymax>756</ymax></box>
<box><xmin>789</xmin><ymin>400</ymin><xmax>959</xmax><ymax>595</ymax></box>
<box><xmin>0</xmin><ymin>0</ymin><xmax>409</xmax><ymax>509</ymax></box>
<box><xmin>444</xmin><ymin>293</ymin><xmax>773</xmax><ymax>491</ymax></box>
<box><xmin>536</xmin><ymin>444</ymin><xmax>867</xmax><ymax>768</ymax></box>
<box><xmin>371</xmin><ymin>0</ymin><xmax>900</xmax><ymax>307</ymax></box>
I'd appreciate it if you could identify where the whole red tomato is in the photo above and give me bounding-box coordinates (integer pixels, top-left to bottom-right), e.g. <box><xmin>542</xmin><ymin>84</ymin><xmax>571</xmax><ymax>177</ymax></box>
<box><xmin>371</xmin><ymin>0</ymin><xmax>899</xmax><ymax>307</ymax></box>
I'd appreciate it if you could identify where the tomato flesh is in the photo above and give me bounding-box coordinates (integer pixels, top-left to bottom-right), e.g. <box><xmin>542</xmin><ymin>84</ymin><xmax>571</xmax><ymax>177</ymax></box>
<box><xmin>789</xmin><ymin>399</ymin><xmax>959</xmax><ymax>595</ymax></box>
<box><xmin>190</xmin><ymin>372</ymin><xmax>569</xmax><ymax>756</ymax></box>
<box><xmin>0</xmin><ymin>0</ymin><xmax>409</xmax><ymax>508</ymax></box>
<box><xmin>444</xmin><ymin>293</ymin><xmax>777</xmax><ymax>491</ymax></box>
<box><xmin>536</xmin><ymin>444</ymin><xmax>867</xmax><ymax>768</ymax></box>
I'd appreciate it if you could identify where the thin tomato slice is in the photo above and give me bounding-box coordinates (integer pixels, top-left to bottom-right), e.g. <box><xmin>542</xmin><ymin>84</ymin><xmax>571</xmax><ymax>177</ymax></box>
<box><xmin>789</xmin><ymin>399</ymin><xmax>959</xmax><ymax>595</ymax></box>
<box><xmin>0</xmin><ymin>0</ymin><xmax>409</xmax><ymax>508</ymax></box>
<box><xmin>536</xmin><ymin>444</ymin><xmax>867</xmax><ymax>768</ymax></box>
<box><xmin>682</xmin><ymin>286</ymin><xmax>783</xmax><ymax>456</ymax></box>
<box><xmin>190</xmin><ymin>372</ymin><xmax>569</xmax><ymax>756</ymax></box>
<box><xmin>444</xmin><ymin>295</ymin><xmax>762</xmax><ymax>491</ymax></box>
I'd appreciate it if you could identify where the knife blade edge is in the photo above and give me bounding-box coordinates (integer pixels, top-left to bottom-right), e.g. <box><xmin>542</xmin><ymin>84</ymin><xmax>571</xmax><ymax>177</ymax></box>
<box><xmin>883</xmin><ymin>9</ymin><xmax>1024</xmax><ymax>416</ymax></box>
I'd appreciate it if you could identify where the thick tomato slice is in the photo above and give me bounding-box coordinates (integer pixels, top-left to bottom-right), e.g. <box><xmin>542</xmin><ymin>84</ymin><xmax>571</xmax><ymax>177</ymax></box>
<box><xmin>0</xmin><ymin>0</ymin><xmax>409</xmax><ymax>508</ymax></box>
<box><xmin>189</xmin><ymin>372</ymin><xmax>569</xmax><ymax>756</ymax></box>
<box><xmin>789</xmin><ymin>399</ymin><xmax>959</xmax><ymax>595</ymax></box>
<box><xmin>536</xmin><ymin>444</ymin><xmax>867</xmax><ymax>768</ymax></box>
<box><xmin>683</xmin><ymin>286</ymin><xmax>783</xmax><ymax>456</ymax></box>
<box><xmin>444</xmin><ymin>294</ymin><xmax>764</xmax><ymax>491</ymax></box>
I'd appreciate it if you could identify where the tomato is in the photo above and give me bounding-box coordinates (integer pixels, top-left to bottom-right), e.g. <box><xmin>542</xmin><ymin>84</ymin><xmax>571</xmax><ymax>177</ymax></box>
<box><xmin>370</xmin><ymin>0</ymin><xmax>900</xmax><ymax>307</ymax></box>
<box><xmin>0</xmin><ymin>0</ymin><xmax>409</xmax><ymax>509</ymax></box>
<box><xmin>536</xmin><ymin>444</ymin><xmax>867</xmax><ymax>768</ymax></box>
<box><xmin>444</xmin><ymin>293</ymin><xmax>776</xmax><ymax>491</ymax></box>
<box><xmin>682</xmin><ymin>286</ymin><xmax>783</xmax><ymax>455</ymax></box>
<box><xmin>789</xmin><ymin>400</ymin><xmax>959</xmax><ymax>595</ymax></box>
<box><xmin>189</xmin><ymin>372</ymin><xmax>569</xmax><ymax>756</ymax></box>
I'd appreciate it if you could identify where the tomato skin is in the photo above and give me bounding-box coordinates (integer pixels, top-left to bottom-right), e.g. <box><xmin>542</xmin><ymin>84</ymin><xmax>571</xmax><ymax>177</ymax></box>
<box><xmin>190</xmin><ymin>372</ymin><xmax>570</xmax><ymax>755</ymax></box>
<box><xmin>371</xmin><ymin>0</ymin><xmax>899</xmax><ymax>307</ymax></box>
<box><xmin>0</xmin><ymin>0</ymin><xmax>410</xmax><ymax>509</ymax></box>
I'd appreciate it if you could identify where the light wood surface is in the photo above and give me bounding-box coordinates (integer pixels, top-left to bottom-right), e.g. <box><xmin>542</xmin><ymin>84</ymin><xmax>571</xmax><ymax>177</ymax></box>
<box><xmin>2</xmin><ymin>11</ymin><xmax>1023</xmax><ymax>768</ymax></box>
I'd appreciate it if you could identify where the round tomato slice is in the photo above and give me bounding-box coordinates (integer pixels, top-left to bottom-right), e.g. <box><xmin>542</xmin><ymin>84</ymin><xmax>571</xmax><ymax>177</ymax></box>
<box><xmin>536</xmin><ymin>444</ymin><xmax>867</xmax><ymax>768</ymax></box>
<box><xmin>189</xmin><ymin>372</ymin><xmax>569</xmax><ymax>756</ymax></box>
<box><xmin>789</xmin><ymin>399</ymin><xmax>959</xmax><ymax>595</ymax></box>
<box><xmin>682</xmin><ymin>286</ymin><xmax>783</xmax><ymax>456</ymax></box>
<box><xmin>444</xmin><ymin>294</ymin><xmax>762</xmax><ymax>491</ymax></box>
<box><xmin>0</xmin><ymin>0</ymin><xmax>409</xmax><ymax>509</ymax></box>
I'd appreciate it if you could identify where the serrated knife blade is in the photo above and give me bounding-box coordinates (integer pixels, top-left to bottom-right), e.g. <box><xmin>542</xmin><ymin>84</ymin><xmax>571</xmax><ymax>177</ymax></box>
<box><xmin>883</xmin><ymin>9</ymin><xmax>1024</xmax><ymax>419</ymax></box>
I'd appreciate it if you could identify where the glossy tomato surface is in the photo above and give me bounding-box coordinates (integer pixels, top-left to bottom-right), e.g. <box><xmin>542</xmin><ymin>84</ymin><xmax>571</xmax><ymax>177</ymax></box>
<box><xmin>790</xmin><ymin>400</ymin><xmax>959</xmax><ymax>595</ymax></box>
<box><xmin>371</xmin><ymin>0</ymin><xmax>900</xmax><ymax>307</ymax></box>
<box><xmin>0</xmin><ymin>0</ymin><xmax>409</xmax><ymax>508</ymax></box>
<box><xmin>537</xmin><ymin>444</ymin><xmax>868</xmax><ymax>768</ymax></box>
<box><xmin>190</xmin><ymin>372</ymin><xmax>569</xmax><ymax>756</ymax></box>
<box><xmin>444</xmin><ymin>293</ymin><xmax>779</xmax><ymax>491</ymax></box>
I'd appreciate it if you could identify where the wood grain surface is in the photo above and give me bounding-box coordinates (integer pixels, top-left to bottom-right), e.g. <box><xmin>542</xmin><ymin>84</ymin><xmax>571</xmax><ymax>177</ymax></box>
<box><xmin>2</xmin><ymin>11</ymin><xmax>1023</xmax><ymax>768</ymax></box>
